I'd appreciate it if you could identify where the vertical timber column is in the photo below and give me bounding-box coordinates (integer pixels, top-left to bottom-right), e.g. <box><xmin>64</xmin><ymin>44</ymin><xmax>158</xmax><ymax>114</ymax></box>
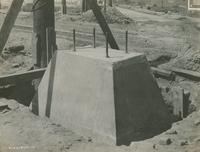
<box><xmin>32</xmin><ymin>0</ymin><xmax>56</xmax><ymax>115</ymax></box>
<box><xmin>33</xmin><ymin>0</ymin><xmax>55</xmax><ymax>68</ymax></box>
<box><xmin>82</xmin><ymin>0</ymin><xmax>90</xmax><ymax>12</ymax></box>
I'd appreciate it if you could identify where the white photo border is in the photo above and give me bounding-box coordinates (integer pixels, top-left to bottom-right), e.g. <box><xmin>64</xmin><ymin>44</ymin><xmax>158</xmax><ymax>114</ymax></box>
<box><xmin>188</xmin><ymin>0</ymin><xmax>200</xmax><ymax>11</ymax></box>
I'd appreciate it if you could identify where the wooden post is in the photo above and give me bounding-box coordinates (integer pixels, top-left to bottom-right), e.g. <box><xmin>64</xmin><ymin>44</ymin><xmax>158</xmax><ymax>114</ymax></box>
<box><xmin>125</xmin><ymin>30</ymin><xmax>128</xmax><ymax>53</ymax></box>
<box><xmin>87</xmin><ymin>0</ymin><xmax>119</xmax><ymax>50</ymax></box>
<box><xmin>104</xmin><ymin>0</ymin><xmax>107</xmax><ymax>13</ymax></box>
<box><xmin>33</xmin><ymin>0</ymin><xmax>56</xmax><ymax>68</ymax></box>
<box><xmin>32</xmin><ymin>0</ymin><xmax>56</xmax><ymax>115</ymax></box>
<box><xmin>73</xmin><ymin>29</ymin><xmax>76</xmax><ymax>52</ymax></box>
<box><xmin>62</xmin><ymin>0</ymin><xmax>67</xmax><ymax>14</ymax></box>
<box><xmin>93</xmin><ymin>27</ymin><xmax>96</xmax><ymax>48</ymax></box>
<box><xmin>82</xmin><ymin>0</ymin><xmax>86</xmax><ymax>12</ymax></box>
<box><xmin>108</xmin><ymin>0</ymin><xmax>112</xmax><ymax>7</ymax></box>
<box><xmin>82</xmin><ymin>0</ymin><xmax>90</xmax><ymax>12</ymax></box>
<box><xmin>0</xmin><ymin>0</ymin><xmax>24</xmax><ymax>53</ymax></box>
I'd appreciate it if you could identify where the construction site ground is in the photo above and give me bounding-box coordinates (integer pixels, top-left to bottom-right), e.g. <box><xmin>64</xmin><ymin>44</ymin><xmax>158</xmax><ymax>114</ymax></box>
<box><xmin>0</xmin><ymin>5</ymin><xmax>200</xmax><ymax>152</ymax></box>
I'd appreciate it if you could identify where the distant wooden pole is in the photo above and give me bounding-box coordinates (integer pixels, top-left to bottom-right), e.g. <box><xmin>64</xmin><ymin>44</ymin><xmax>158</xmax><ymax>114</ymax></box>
<box><xmin>104</xmin><ymin>0</ymin><xmax>107</xmax><ymax>13</ymax></box>
<box><xmin>125</xmin><ymin>30</ymin><xmax>128</xmax><ymax>53</ymax></box>
<box><xmin>0</xmin><ymin>0</ymin><xmax>24</xmax><ymax>53</ymax></box>
<box><xmin>108</xmin><ymin>0</ymin><xmax>112</xmax><ymax>7</ymax></box>
<box><xmin>33</xmin><ymin>0</ymin><xmax>56</xmax><ymax>68</ymax></box>
<box><xmin>82</xmin><ymin>0</ymin><xmax>86</xmax><ymax>12</ymax></box>
<box><xmin>93</xmin><ymin>27</ymin><xmax>96</xmax><ymax>48</ymax></box>
<box><xmin>73</xmin><ymin>29</ymin><xmax>76</xmax><ymax>52</ymax></box>
<box><xmin>62</xmin><ymin>0</ymin><xmax>67</xmax><ymax>14</ymax></box>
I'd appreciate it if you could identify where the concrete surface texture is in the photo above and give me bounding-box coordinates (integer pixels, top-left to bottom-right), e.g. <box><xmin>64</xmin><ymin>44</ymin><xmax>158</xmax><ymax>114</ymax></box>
<box><xmin>35</xmin><ymin>47</ymin><xmax>172</xmax><ymax>145</ymax></box>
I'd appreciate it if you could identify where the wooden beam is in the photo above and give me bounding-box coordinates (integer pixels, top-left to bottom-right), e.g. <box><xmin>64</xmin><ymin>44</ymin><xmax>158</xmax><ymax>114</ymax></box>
<box><xmin>0</xmin><ymin>68</ymin><xmax>46</xmax><ymax>86</ymax></box>
<box><xmin>151</xmin><ymin>67</ymin><xmax>176</xmax><ymax>81</ymax></box>
<box><xmin>88</xmin><ymin>0</ymin><xmax>119</xmax><ymax>50</ymax></box>
<box><xmin>0</xmin><ymin>0</ymin><xmax>24</xmax><ymax>53</ymax></box>
<box><xmin>171</xmin><ymin>67</ymin><xmax>200</xmax><ymax>81</ymax></box>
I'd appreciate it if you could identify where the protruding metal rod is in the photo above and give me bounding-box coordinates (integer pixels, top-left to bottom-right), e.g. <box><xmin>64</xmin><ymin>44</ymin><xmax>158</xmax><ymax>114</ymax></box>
<box><xmin>125</xmin><ymin>30</ymin><xmax>128</xmax><ymax>53</ymax></box>
<box><xmin>93</xmin><ymin>27</ymin><xmax>96</xmax><ymax>48</ymax></box>
<box><xmin>106</xmin><ymin>32</ymin><xmax>109</xmax><ymax>58</ymax></box>
<box><xmin>46</xmin><ymin>28</ymin><xmax>49</xmax><ymax>66</ymax></box>
<box><xmin>73</xmin><ymin>29</ymin><xmax>76</xmax><ymax>52</ymax></box>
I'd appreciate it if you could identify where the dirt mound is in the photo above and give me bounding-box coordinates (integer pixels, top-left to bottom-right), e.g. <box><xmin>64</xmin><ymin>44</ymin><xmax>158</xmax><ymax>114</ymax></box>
<box><xmin>164</xmin><ymin>48</ymin><xmax>200</xmax><ymax>72</ymax></box>
<box><xmin>82</xmin><ymin>6</ymin><xmax>133</xmax><ymax>24</ymax></box>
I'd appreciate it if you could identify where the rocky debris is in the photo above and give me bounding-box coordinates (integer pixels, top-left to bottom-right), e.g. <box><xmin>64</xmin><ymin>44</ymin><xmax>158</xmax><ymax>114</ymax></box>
<box><xmin>0</xmin><ymin>98</ymin><xmax>19</xmax><ymax>112</ymax></box>
<box><xmin>159</xmin><ymin>137</ymin><xmax>172</xmax><ymax>145</ymax></box>
<box><xmin>0</xmin><ymin>100</ymin><xmax>11</xmax><ymax>114</ymax></box>
<box><xmin>82</xmin><ymin>6</ymin><xmax>133</xmax><ymax>24</ymax></box>
<box><xmin>12</xmin><ymin>63</ymin><xmax>22</xmax><ymax>68</ymax></box>
<box><xmin>153</xmin><ymin>144</ymin><xmax>156</xmax><ymax>149</ymax></box>
<box><xmin>165</xmin><ymin>129</ymin><xmax>178</xmax><ymax>135</ymax></box>
<box><xmin>0</xmin><ymin>56</ymin><xmax>4</xmax><ymax>63</ymax></box>
<box><xmin>166</xmin><ymin>48</ymin><xmax>200</xmax><ymax>73</ymax></box>
<box><xmin>4</xmin><ymin>45</ymin><xmax>25</xmax><ymax>54</ymax></box>
<box><xmin>149</xmin><ymin>54</ymin><xmax>172</xmax><ymax>67</ymax></box>
<box><xmin>194</xmin><ymin>137</ymin><xmax>200</xmax><ymax>143</ymax></box>
<box><xmin>188</xmin><ymin>104</ymin><xmax>197</xmax><ymax>114</ymax></box>
<box><xmin>76</xmin><ymin>136</ymin><xmax>84</xmax><ymax>142</ymax></box>
<box><xmin>179</xmin><ymin>140</ymin><xmax>188</xmax><ymax>146</ymax></box>
<box><xmin>88</xmin><ymin>137</ymin><xmax>92</xmax><ymax>142</ymax></box>
<box><xmin>63</xmin><ymin>143</ymin><xmax>72</xmax><ymax>150</ymax></box>
<box><xmin>161</xmin><ymin>86</ymin><xmax>191</xmax><ymax>119</ymax></box>
<box><xmin>19</xmin><ymin>50</ymin><xmax>27</xmax><ymax>55</ymax></box>
<box><xmin>0</xmin><ymin>102</ymin><xmax>9</xmax><ymax>111</ymax></box>
<box><xmin>194</xmin><ymin>119</ymin><xmax>200</xmax><ymax>126</ymax></box>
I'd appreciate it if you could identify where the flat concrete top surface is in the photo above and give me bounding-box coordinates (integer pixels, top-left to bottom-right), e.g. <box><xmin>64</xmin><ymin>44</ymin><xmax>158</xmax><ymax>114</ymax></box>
<box><xmin>58</xmin><ymin>47</ymin><xmax>144</xmax><ymax>64</ymax></box>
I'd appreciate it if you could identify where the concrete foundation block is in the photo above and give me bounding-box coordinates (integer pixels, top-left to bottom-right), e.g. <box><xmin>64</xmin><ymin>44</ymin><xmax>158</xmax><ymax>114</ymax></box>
<box><xmin>34</xmin><ymin>47</ymin><xmax>172</xmax><ymax>145</ymax></box>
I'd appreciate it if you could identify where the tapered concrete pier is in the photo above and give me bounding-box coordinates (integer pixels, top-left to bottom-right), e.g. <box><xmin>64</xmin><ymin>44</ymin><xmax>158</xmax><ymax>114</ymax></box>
<box><xmin>34</xmin><ymin>47</ymin><xmax>172</xmax><ymax>145</ymax></box>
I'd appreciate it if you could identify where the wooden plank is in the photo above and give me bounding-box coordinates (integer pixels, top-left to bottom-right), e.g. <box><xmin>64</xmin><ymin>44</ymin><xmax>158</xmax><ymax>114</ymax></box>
<box><xmin>88</xmin><ymin>0</ymin><xmax>119</xmax><ymax>50</ymax></box>
<box><xmin>46</xmin><ymin>52</ymin><xmax>57</xmax><ymax>118</ymax></box>
<box><xmin>46</xmin><ymin>27</ymin><xmax>54</xmax><ymax>64</ymax></box>
<box><xmin>0</xmin><ymin>68</ymin><xmax>46</xmax><ymax>86</ymax></box>
<box><xmin>0</xmin><ymin>0</ymin><xmax>24</xmax><ymax>53</ymax></box>
<box><xmin>171</xmin><ymin>67</ymin><xmax>200</xmax><ymax>81</ymax></box>
<box><xmin>151</xmin><ymin>67</ymin><xmax>176</xmax><ymax>81</ymax></box>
